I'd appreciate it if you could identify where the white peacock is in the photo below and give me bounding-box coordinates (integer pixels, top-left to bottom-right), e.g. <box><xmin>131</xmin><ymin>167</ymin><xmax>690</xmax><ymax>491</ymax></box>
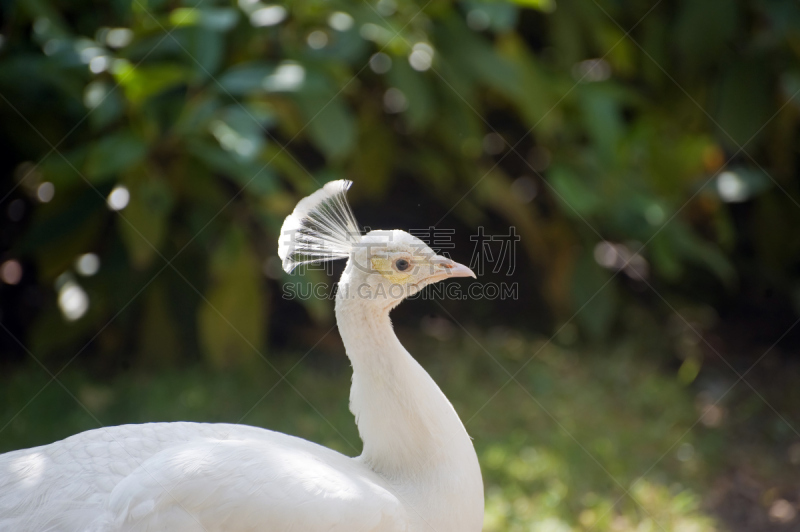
<box><xmin>0</xmin><ymin>180</ymin><xmax>484</xmax><ymax>532</ymax></box>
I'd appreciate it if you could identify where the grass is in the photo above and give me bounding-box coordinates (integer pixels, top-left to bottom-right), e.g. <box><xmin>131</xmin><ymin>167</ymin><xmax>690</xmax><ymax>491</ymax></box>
<box><xmin>2</xmin><ymin>327</ymin><xmax>796</xmax><ymax>531</ymax></box>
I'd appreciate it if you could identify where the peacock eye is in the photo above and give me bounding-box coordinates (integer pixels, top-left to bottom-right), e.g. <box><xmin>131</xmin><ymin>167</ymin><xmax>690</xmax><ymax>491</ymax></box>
<box><xmin>395</xmin><ymin>259</ymin><xmax>410</xmax><ymax>271</ymax></box>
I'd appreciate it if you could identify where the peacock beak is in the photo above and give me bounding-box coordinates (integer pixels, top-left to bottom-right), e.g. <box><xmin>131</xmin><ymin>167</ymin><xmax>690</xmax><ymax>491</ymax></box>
<box><xmin>432</xmin><ymin>257</ymin><xmax>476</xmax><ymax>279</ymax></box>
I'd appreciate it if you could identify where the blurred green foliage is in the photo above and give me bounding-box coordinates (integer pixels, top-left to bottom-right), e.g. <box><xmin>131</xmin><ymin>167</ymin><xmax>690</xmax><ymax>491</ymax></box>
<box><xmin>0</xmin><ymin>336</ymin><xmax>727</xmax><ymax>531</ymax></box>
<box><xmin>1</xmin><ymin>0</ymin><xmax>800</xmax><ymax>366</ymax></box>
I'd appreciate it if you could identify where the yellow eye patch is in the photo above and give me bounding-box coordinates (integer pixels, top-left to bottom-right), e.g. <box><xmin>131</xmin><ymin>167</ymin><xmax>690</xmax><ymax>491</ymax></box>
<box><xmin>371</xmin><ymin>257</ymin><xmax>413</xmax><ymax>283</ymax></box>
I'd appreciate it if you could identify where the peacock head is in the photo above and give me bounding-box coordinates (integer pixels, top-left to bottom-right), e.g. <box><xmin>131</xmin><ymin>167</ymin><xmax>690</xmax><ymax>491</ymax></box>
<box><xmin>277</xmin><ymin>180</ymin><xmax>475</xmax><ymax>309</ymax></box>
<box><xmin>345</xmin><ymin>228</ymin><xmax>475</xmax><ymax>307</ymax></box>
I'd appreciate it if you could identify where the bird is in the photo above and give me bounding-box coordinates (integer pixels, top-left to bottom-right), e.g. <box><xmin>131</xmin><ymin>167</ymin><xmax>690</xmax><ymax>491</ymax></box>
<box><xmin>0</xmin><ymin>180</ymin><xmax>484</xmax><ymax>532</ymax></box>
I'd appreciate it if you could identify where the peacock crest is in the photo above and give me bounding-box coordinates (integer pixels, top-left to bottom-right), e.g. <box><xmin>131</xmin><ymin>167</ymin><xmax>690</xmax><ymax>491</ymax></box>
<box><xmin>278</xmin><ymin>180</ymin><xmax>362</xmax><ymax>273</ymax></box>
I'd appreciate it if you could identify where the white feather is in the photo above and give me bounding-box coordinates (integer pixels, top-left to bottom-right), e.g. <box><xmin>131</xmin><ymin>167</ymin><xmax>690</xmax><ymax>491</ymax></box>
<box><xmin>0</xmin><ymin>423</ymin><xmax>408</xmax><ymax>531</ymax></box>
<box><xmin>0</xmin><ymin>181</ymin><xmax>485</xmax><ymax>532</ymax></box>
<box><xmin>278</xmin><ymin>180</ymin><xmax>361</xmax><ymax>273</ymax></box>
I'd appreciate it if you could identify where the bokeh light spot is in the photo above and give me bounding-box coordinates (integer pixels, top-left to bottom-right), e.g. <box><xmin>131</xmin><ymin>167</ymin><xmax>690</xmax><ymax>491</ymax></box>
<box><xmin>107</xmin><ymin>186</ymin><xmax>130</xmax><ymax>211</ymax></box>
<box><xmin>511</xmin><ymin>177</ymin><xmax>538</xmax><ymax>204</ymax></box>
<box><xmin>645</xmin><ymin>204</ymin><xmax>665</xmax><ymax>225</ymax></box>
<box><xmin>328</xmin><ymin>12</ymin><xmax>353</xmax><ymax>32</ymax></box>
<box><xmin>37</xmin><ymin>182</ymin><xmax>54</xmax><ymax>203</ymax></box>
<box><xmin>76</xmin><ymin>253</ymin><xmax>100</xmax><ymax>276</ymax></box>
<box><xmin>572</xmin><ymin>59</ymin><xmax>611</xmax><ymax>82</ymax></box>
<box><xmin>105</xmin><ymin>28</ymin><xmax>133</xmax><ymax>48</ymax></box>
<box><xmin>769</xmin><ymin>499</ymin><xmax>796</xmax><ymax>524</ymax></box>
<box><xmin>0</xmin><ymin>260</ymin><xmax>23</xmax><ymax>285</ymax></box>
<box><xmin>383</xmin><ymin>88</ymin><xmax>407</xmax><ymax>114</ymax></box>
<box><xmin>77</xmin><ymin>45</ymin><xmax>103</xmax><ymax>64</ymax></box>
<box><xmin>676</xmin><ymin>442</ymin><xmax>694</xmax><ymax>462</ymax></box>
<box><xmin>7</xmin><ymin>199</ymin><xmax>25</xmax><ymax>222</ymax></box>
<box><xmin>89</xmin><ymin>56</ymin><xmax>110</xmax><ymax>74</ymax></box>
<box><xmin>58</xmin><ymin>279</ymin><xmax>89</xmax><ymax>321</ymax></box>
<box><xmin>43</xmin><ymin>39</ymin><xmax>63</xmax><ymax>56</ymax></box>
<box><xmin>467</xmin><ymin>9</ymin><xmax>491</xmax><ymax>31</ymax></box>
<box><xmin>250</xmin><ymin>5</ymin><xmax>286</xmax><ymax>27</ymax></box>
<box><xmin>717</xmin><ymin>171</ymin><xmax>747</xmax><ymax>202</ymax></box>
<box><xmin>263</xmin><ymin>62</ymin><xmax>305</xmax><ymax>92</ymax></box>
<box><xmin>307</xmin><ymin>30</ymin><xmax>328</xmax><ymax>49</ymax></box>
<box><xmin>376</xmin><ymin>0</ymin><xmax>396</xmax><ymax>16</ymax></box>
<box><xmin>483</xmin><ymin>132</ymin><xmax>505</xmax><ymax>155</ymax></box>
<box><xmin>369</xmin><ymin>53</ymin><xmax>392</xmax><ymax>74</ymax></box>
<box><xmin>409</xmin><ymin>43</ymin><xmax>434</xmax><ymax>72</ymax></box>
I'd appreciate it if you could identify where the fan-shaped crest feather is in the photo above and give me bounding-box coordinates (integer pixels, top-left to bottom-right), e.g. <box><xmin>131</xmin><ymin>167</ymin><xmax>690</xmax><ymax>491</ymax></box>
<box><xmin>278</xmin><ymin>180</ymin><xmax>362</xmax><ymax>273</ymax></box>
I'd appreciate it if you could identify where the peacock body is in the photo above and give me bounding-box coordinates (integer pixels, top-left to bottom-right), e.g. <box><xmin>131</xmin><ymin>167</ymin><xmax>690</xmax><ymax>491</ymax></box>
<box><xmin>0</xmin><ymin>181</ymin><xmax>484</xmax><ymax>532</ymax></box>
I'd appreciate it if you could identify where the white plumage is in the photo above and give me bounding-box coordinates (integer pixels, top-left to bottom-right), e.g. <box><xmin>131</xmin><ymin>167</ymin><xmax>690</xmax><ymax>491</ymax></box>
<box><xmin>0</xmin><ymin>180</ymin><xmax>484</xmax><ymax>532</ymax></box>
<box><xmin>278</xmin><ymin>180</ymin><xmax>362</xmax><ymax>272</ymax></box>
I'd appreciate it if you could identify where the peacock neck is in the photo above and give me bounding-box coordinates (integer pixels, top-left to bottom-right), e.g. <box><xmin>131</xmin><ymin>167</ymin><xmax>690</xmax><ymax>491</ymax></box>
<box><xmin>334</xmin><ymin>284</ymin><xmax>481</xmax><ymax>486</ymax></box>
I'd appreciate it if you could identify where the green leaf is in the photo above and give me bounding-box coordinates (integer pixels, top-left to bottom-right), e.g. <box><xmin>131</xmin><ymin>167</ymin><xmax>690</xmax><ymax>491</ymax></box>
<box><xmin>435</xmin><ymin>93</ymin><xmax>483</xmax><ymax>154</ymax></box>
<box><xmin>548</xmin><ymin>3</ymin><xmax>584</xmax><ymax>68</ymax></box>
<box><xmin>198</xmin><ymin>226</ymin><xmax>266</xmax><ymax>368</ymax></box>
<box><xmin>38</xmin><ymin>146</ymin><xmax>89</xmax><ymax>189</ymax></box>
<box><xmin>29</xmin><ymin>296</ymin><xmax>99</xmax><ymax>358</ymax></box>
<box><xmin>674</xmin><ymin>0</ymin><xmax>739</xmax><ymax>71</ymax></box>
<box><xmin>670</xmin><ymin>224</ymin><xmax>736</xmax><ymax>287</ymax></box>
<box><xmin>83</xmin><ymin>80</ymin><xmax>124</xmax><ymax>131</ymax></box>
<box><xmin>578</xmin><ymin>84</ymin><xmax>624</xmax><ymax>161</ymax></box>
<box><xmin>174</xmin><ymin>95</ymin><xmax>222</xmax><ymax>136</ymax></box>
<box><xmin>386</xmin><ymin>59</ymin><xmax>435</xmax><ymax>131</ymax></box>
<box><xmin>351</xmin><ymin>110</ymin><xmax>395</xmax><ymax>193</ymax></box>
<box><xmin>715</xmin><ymin>59</ymin><xmax>772</xmax><ymax>150</ymax></box>
<box><xmin>677</xmin><ymin>356</ymin><xmax>702</xmax><ymax>385</ymax></box>
<box><xmin>117</xmin><ymin>166</ymin><xmax>174</xmax><ymax>270</ymax></box>
<box><xmin>496</xmin><ymin>37</ymin><xmax>557</xmax><ymax>135</ymax></box>
<box><xmin>84</xmin><ymin>130</ymin><xmax>148</xmax><ymax>183</ymax></box>
<box><xmin>547</xmin><ymin>165</ymin><xmax>602</xmax><ymax>217</ymax></box>
<box><xmin>217</xmin><ymin>63</ymin><xmax>274</xmax><ymax>95</ymax></box>
<box><xmin>113</xmin><ymin>62</ymin><xmax>190</xmax><ymax>105</ymax></box>
<box><xmin>780</xmin><ymin>70</ymin><xmax>800</xmax><ymax>111</ymax></box>
<box><xmin>507</xmin><ymin>0</ymin><xmax>555</xmax><ymax>13</ymax></box>
<box><xmin>186</xmin><ymin>139</ymin><xmax>276</xmax><ymax>195</ymax></box>
<box><xmin>760</xmin><ymin>1</ymin><xmax>800</xmax><ymax>40</ymax></box>
<box><xmin>0</xmin><ymin>53</ymin><xmax>84</xmax><ymax>101</ymax></box>
<box><xmin>294</xmin><ymin>92</ymin><xmax>356</xmax><ymax>160</ymax></box>
<box><xmin>182</xmin><ymin>27</ymin><xmax>225</xmax><ymax>81</ymax></box>
<box><xmin>287</xmin><ymin>267</ymin><xmax>334</xmax><ymax>325</ymax></box>
<box><xmin>571</xmin><ymin>250</ymin><xmax>618</xmax><ymax>340</ymax></box>
<box><xmin>439</xmin><ymin>17</ymin><xmax>519</xmax><ymax>98</ymax></box>
<box><xmin>209</xmin><ymin>104</ymin><xmax>270</xmax><ymax>162</ymax></box>
<box><xmin>461</xmin><ymin>1</ymin><xmax>520</xmax><ymax>32</ymax></box>
<box><xmin>169</xmin><ymin>7</ymin><xmax>240</xmax><ymax>32</ymax></box>
<box><xmin>649</xmin><ymin>232</ymin><xmax>683</xmax><ymax>281</ymax></box>
<box><xmin>23</xmin><ymin>188</ymin><xmax>106</xmax><ymax>280</ymax></box>
<box><xmin>753</xmin><ymin>193</ymin><xmax>800</xmax><ymax>270</ymax></box>
<box><xmin>138</xmin><ymin>281</ymin><xmax>182</xmax><ymax>368</ymax></box>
